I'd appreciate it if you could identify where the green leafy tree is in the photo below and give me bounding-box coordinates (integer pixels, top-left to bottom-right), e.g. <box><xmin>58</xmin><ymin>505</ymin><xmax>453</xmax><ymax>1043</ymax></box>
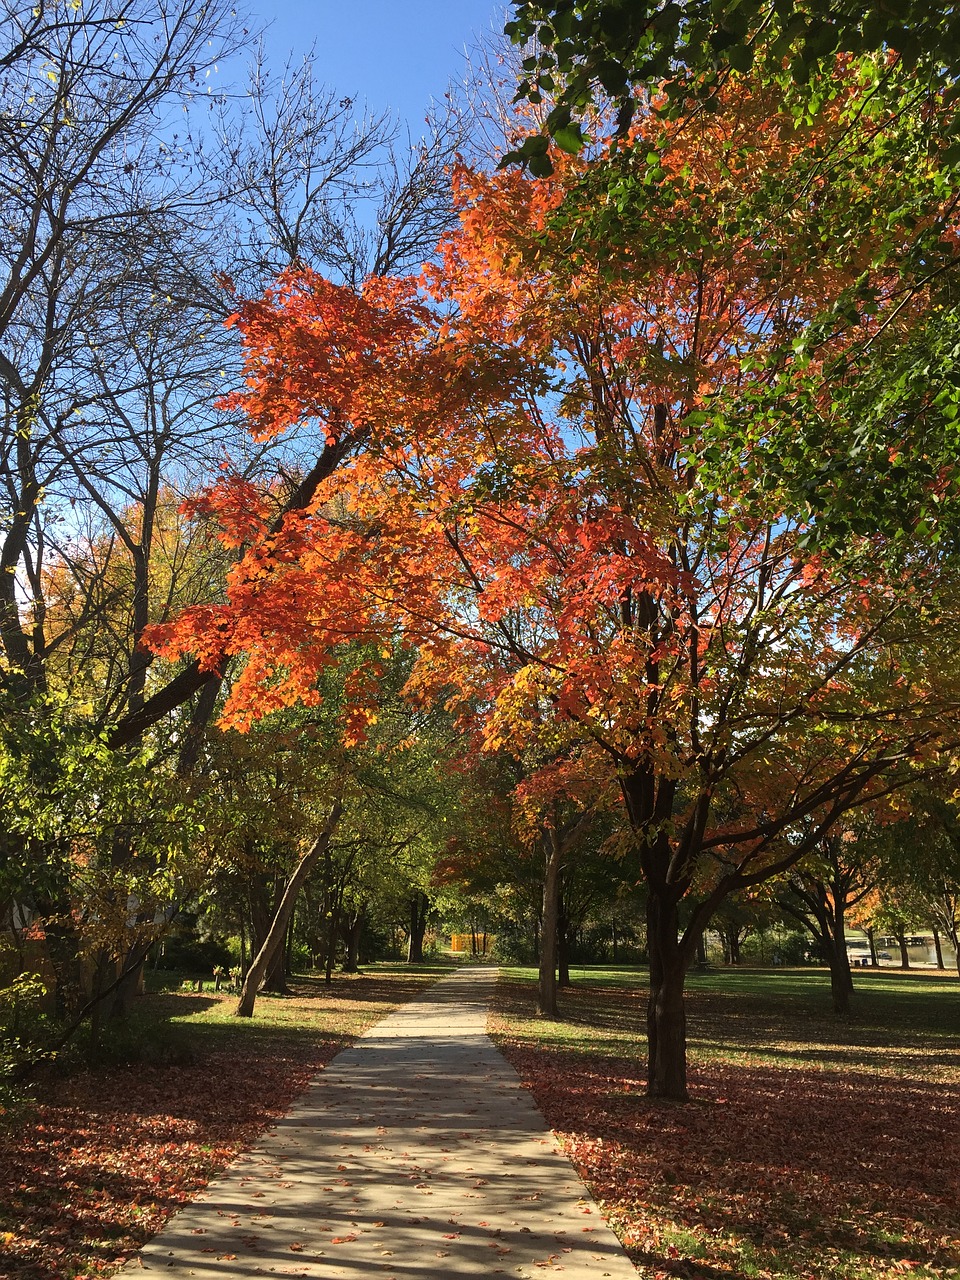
<box><xmin>505</xmin><ymin>1</ymin><xmax>960</xmax><ymax>166</ymax></box>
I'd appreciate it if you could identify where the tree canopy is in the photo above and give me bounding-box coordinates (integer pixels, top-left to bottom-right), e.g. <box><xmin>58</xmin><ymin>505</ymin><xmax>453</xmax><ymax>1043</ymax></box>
<box><xmin>504</xmin><ymin>1</ymin><xmax>960</xmax><ymax>166</ymax></box>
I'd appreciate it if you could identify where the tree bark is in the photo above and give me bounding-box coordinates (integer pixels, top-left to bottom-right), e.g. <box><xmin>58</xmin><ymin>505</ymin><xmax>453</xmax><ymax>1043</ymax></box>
<box><xmin>933</xmin><ymin>926</ymin><xmax>945</xmax><ymax>970</ymax></box>
<box><xmin>236</xmin><ymin>803</ymin><xmax>342</xmax><ymax>1018</ymax></box>
<box><xmin>538</xmin><ymin>828</ymin><xmax>561</xmax><ymax>1017</ymax></box>
<box><xmin>826</xmin><ymin>937</ymin><xmax>854</xmax><ymax>1014</ymax></box>
<box><xmin>324</xmin><ymin>900</ymin><xmax>341</xmax><ymax>985</ymax></box>
<box><xmin>896</xmin><ymin>930</ymin><xmax>911</xmax><ymax>969</ymax></box>
<box><xmin>249</xmin><ymin>873</ymin><xmax>290</xmax><ymax>994</ymax></box>
<box><xmin>342</xmin><ymin>909</ymin><xmax>364</xmax><ymax>972</ymax></box>
<box><xmin>827</xmin><ymin>892</ymin><xmax>854</xmax><ymax>1014</ymax></box>
<box><xmin>406</xmin><ymin>892</ymin><xmax>429</xmax><ymax>964</ymax></box>
<box><xmin>557</xmin><ymin>890</ymin><xmax>571</xmax><ymax>988</ymax></box>
<box><xmin>646</xmin><ymin>889</ymin><xmax>688</xmax><ymax>1101</ymax></box>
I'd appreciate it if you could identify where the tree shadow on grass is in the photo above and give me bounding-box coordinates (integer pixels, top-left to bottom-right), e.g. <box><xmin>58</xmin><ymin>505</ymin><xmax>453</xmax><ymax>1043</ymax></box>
<box><xmin>494</xmin><ymin>975</ymin><xmax>960</xmax><ymax>1279</ymax></box>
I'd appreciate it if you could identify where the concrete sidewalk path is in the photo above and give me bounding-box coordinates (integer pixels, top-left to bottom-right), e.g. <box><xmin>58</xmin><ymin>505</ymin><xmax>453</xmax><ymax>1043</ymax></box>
<box><xmin>121</xmin><ymin>966</ymin><xmax>638</xmax><ymax>1278</ymax></box>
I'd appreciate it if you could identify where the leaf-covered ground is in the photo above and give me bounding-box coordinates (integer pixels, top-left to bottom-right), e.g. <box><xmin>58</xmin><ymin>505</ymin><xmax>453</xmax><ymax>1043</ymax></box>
<box><xmin>0</xmin><ymin>965</ymin><xmax>451</xmax><ymax>1280</ymax></box>
<box><xmin>490</xmin><ymin>966</ymin><xmax>960</xmax><ymax>1280</ymax></box>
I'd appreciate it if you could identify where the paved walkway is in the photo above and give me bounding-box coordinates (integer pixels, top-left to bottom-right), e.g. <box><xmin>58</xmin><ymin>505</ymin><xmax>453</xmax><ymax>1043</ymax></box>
<box><xmin>121</xmin><ymin>967</ymin><xmax>637</xmax><ymax>1278</ymax></box>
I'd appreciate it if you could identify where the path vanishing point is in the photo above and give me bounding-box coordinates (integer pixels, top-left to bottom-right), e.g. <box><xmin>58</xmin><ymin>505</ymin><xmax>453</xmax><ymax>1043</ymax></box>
<box><xmin>119</xmin><ymin>966</ymin><xmax>639</xmax><ymax>1278</ymax></box>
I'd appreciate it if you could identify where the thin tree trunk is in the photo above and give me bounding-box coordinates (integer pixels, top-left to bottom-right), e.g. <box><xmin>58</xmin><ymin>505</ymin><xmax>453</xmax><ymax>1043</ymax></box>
<box><xmin>236</xmin><ymin>803</ymin><xmax>342</xmax><ymax>1018</ymax></box>
<box><xmin>406</xmin><ymin>892</ymin><xmax>429</xmax><ymax>964</ymax></box>
<box><xmin>557</xmin><ymin>892</ymin><xmax>571</xmax><ymax>989</ymax></box>
<box><xmin>324</xmin><ymin>901</ymin><xmax>341</xmax><ymax>985</ymax></box>
<box><xmin>933</xmin><ymin>926</ymin><xmax>945</xmax><ymax>970</ymax></box>
<box><xmin>342</xmin><ymin>910</ymin><xmax>364</xmax><ymax>972</ymax></box>
<box><xmin>867</xmin><ymin>926</ymin><xmax>879</xmax><ymax>967</ymax></box>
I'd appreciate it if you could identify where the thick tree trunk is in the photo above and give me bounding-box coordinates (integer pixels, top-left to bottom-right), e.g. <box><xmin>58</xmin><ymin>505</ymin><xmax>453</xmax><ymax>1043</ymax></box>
<box><xmin>896</xmin><ymin>930</ymin><xmax>911</xmax><ymax>969</ymax></box>
<box><xmin>236</xmin><ymin>803</ymin><xmax>342</xmax><ymax>1018</ymax></box>
<box><xmin>826</xmin><ymin>939</ymin><xmax>854</xmax><ymax>1014</ymax></box>
<box><xmin>538</xmin><ymin>829</ymin><xmax>561</xmax><ymax>1017</ymax></box>
<box><xmin>827</xmin><ymin>898</ymin><xmax>854</xmax><ymax>1014</ymax></box>
<box><xmin>646</xmin><ymin>891</ymin><xmax>688</xmax><ymax>1101</ymax></box>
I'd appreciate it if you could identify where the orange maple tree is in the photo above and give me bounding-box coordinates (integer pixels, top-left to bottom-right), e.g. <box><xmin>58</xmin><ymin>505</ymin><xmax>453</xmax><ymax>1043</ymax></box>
<box><xmin>149</xmin><ymin>74</ymin><xmax>960</xmax><ymax>1099</ymax></box>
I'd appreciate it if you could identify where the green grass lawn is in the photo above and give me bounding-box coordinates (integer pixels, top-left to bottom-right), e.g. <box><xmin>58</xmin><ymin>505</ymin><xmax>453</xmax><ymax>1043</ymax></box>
<box><xmin>490</xmin><ymin>965</ymin><xmax>960</xmax><ymax>1280</ymax></box>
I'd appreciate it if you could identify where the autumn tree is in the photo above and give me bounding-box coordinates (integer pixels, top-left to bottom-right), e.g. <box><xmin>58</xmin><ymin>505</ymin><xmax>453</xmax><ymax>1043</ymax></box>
<box><xmin>871</xmin><ymin>796</ymin><xmax>960</xmax><ymax>974</ymax></box>
<box><xmin>776</xmin><ymin>820</ymin><xmax>885</xmax><ymax>1013</ymax></box>
<box><xmin>0</xmin><ymin>0</ymin><xmax>474</xmax><ymax>1042</ymax></box>
<box><xmin>149</xmin><ymin>66</ymin><xmax>960</xmax><ymax>1099</ymax></box>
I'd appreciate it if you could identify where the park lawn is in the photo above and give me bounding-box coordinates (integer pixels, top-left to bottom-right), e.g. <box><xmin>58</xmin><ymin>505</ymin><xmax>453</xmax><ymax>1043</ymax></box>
<box><xmin>0</xmin><ymin>963</ymin><xmax>453</xmax><ymax>1280</ymax></box>
<box><xmin>490</xmin><ymin>965</ymin><xmax>960</xmax><ymax>1280</ymax></box>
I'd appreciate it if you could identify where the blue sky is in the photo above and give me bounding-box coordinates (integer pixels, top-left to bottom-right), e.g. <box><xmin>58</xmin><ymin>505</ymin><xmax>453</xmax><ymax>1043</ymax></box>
<box><xmin>252</xmin><ymin>1</ymin><xmax>509</xmax><ymax>129</ymax></box>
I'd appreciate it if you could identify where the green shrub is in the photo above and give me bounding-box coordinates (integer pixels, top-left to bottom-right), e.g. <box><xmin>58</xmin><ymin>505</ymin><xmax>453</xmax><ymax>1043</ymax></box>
<box><xmin>0</xmin><ymin>972</ymin><xmax>55</xmax><ymax>1117</ymax></box>
<box><xmin>153</xmin><ymin>934</ymin><xmax>233</xmax><ymax>973</ymax></box>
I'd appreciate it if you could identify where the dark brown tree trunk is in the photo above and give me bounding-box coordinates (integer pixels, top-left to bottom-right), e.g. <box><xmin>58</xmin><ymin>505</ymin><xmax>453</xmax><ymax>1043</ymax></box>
<box><xmin>324</xmin><ymin>901</ymin><xmax>341</xmax><ymax>985</ymax></box>
<box><xmin>342</xmin><ymin>909</ymin><xmax>364</xmax><ymax>972</ymax></box>
<box><xmin>109</xmin><ymin>947</ymin><xmax>146</xmax><ymax>1020</ymax></box>
<box><xmin>557</xmin><ymin>930</ymin><xmax>571</xmax><ymax>987</ymax></box>
<box><xmin>826</xmin><ymin>939</ymin><xmax>854</xmax><ymax>1014</ymax></box>
<box><xmin>827</xmin><ymin>895</ymin><xmax>854</xmax><ymax>1014</ymax></box>
<box><xmin>264</xmin><ymin>931</ymin><xmax>289</xmax><ymax>992</ymax></box>
<box><xmin>406</xmin><ymin>892</ymin><xmax>429</xmax><ymax>964</ymax></box>
<box><xmin>237</xmin><ymin>803</ymin><xmax>342</xmax><ymax>1018</ymax></box>
<box><xmin>557</xmin><ymin>890</ymin><xmax>571</xmax><ymax>988</ymax></box>
<box><xmin>933</xmin><ymin>926</ymin><xmax>945</xmax><ymax>970</ymax></box>
<box><xmin>538</xmin><ymin>828</ymin><xmax>561</xmax><ymax>1017</ymax></box>
<box><xmin>646</xmin><ymin>890</ymin><xmax>688</xmax><ymax>1101</ymax></box>
<box><xmin>896</xmin><ymin>930</ymin><xmax>911</xmax><ymax>969</ymax></box>
<box><xmin>867</xmin><ymin>926</ymin><xmax>879</xmax><ymax>967</ymax></box>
